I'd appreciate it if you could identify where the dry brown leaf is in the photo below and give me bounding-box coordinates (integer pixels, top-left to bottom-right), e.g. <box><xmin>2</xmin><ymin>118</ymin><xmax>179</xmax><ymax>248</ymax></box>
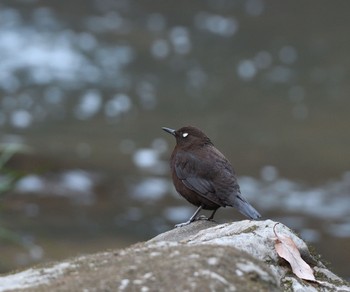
<box><xmin>273</xmin><ymin>223</ymin><xmax>315</xmax><ymax>281</ymax></box>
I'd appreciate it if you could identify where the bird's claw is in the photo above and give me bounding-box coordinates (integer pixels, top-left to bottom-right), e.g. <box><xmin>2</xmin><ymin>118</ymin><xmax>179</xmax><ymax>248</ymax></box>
<box><xmin>175</xmin><ymin>221</ymin><xmax>192</xmax><ymax>228</ymax></box>
<box><xmin>175</xmin><ymin>215</ymin><xmax>213</xmax><ymax>227</ymax></box>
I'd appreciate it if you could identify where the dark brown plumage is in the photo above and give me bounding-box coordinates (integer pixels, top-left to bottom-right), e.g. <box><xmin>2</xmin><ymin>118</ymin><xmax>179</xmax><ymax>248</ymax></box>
<box><xmin>162</xmin><ymin>126</ymin><xmax>261</xmax><ymax>227</ymax></box>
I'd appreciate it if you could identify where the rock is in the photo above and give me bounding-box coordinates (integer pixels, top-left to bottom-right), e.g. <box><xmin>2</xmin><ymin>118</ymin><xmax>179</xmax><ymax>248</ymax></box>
<box><xmin>0</xmin><ymin>220</ymin><xmax>349</xmax><ymax>292</ymax></box>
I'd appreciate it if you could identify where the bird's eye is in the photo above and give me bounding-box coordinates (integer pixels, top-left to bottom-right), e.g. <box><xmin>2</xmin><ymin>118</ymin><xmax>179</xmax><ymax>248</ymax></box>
<box><xmin>182</xmin><ymin>132</ymin><xmax>189</xmax><ymax>138</ymax></box>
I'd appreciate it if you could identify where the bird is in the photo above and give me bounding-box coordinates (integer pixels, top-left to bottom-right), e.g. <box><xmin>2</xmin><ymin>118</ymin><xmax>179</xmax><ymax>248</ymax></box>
<box><xmin>162</xmin><ymin>126</ymin><xmax>261</xmax><ymax>227</ymax></box>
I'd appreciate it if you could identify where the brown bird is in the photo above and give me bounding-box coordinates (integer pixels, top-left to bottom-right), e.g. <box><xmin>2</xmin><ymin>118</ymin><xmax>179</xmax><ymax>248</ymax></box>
<box><xmin>162</xmin><ymin>126</ymin><xmax>261</xmax><ymax>227</ymax></box>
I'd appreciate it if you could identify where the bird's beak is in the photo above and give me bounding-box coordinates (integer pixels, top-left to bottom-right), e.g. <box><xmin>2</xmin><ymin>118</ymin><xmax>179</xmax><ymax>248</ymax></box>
<box><xmin>162</xmin><ymin>127</ymin><xmax>176</xmax><ymax>136</ymax></box>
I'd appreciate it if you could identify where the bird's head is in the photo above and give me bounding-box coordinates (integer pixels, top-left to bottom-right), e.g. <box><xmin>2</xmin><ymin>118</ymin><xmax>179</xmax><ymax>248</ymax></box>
<box><xmin>162</xmin><ymin>126</ymin><xmax>212</xmax><ymax>148</ymax></box>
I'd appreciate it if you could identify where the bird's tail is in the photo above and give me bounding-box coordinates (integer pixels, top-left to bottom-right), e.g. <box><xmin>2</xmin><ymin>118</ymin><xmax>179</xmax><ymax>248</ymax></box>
<box><xmin>234</xmin><ymin>195</ymin><xmax>261</xmax><ymax>220</ymax></box>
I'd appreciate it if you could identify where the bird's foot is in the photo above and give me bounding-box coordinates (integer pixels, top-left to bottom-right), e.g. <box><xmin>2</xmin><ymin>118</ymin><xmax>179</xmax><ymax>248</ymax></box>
<box><xmin>175</xmin><ymin>215</ymin><xmax>212</xmax><ymax>227</ymax></box>
<box><xmin>207</xmin><ymin>218</ymin><xmax>218</xmax><ymax>223</ymax></box>
<box><xmin>203</xmin><ymin>216</ymin><xmax>217</xmax><ymax>224</ymax></box>
<box><xmin>197</xmin><ymin>215</ymin><xmax>209</xmax><ymax>221</ymax></box>
<box><xmin>175</xmin><ymin>220</ymin><xmax>193</xmax><ymax>228</ymax></box>
<box><xmin>197</xmin><ymin>215</ymin><xmax>217</xmax><ymax>223</ymax></box>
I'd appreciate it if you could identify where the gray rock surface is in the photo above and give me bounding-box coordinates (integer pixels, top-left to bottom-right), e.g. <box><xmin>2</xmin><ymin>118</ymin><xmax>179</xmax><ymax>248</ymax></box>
<box><xmin>0</xmin><ymin>219</ymin><xmax>349</xmax><ymax>291</ymax></box>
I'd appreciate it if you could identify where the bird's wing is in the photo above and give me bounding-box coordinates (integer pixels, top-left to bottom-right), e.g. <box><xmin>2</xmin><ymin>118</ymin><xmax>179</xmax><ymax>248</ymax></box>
<box><xmin>174</xmin><ymin>148</ymin><xmax>260</xmax><ymax>219</ymax></box>
<box><xmin>174</xmin><ymin>150</ymin><xmax>227</xmax><ymax>206</ymax></box>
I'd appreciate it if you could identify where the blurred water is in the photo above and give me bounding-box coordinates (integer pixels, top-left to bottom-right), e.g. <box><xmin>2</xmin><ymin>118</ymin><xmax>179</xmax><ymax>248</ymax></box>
<box><xmin>0</xmin><ymin>0</ymin><xmax>349</xmax><ymax>279</ymax></box>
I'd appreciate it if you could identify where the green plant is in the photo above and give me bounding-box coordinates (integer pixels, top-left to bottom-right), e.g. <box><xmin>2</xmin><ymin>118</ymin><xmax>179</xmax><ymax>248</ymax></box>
<box><xmin>0</xmin><ymin>143</ymin><xmax>30</xmax><ymax>195</ymax></box>
<box><xmin>0</xmin><ymin>143</ymin><xmax>31</xmax><ymax>243</ymax></box>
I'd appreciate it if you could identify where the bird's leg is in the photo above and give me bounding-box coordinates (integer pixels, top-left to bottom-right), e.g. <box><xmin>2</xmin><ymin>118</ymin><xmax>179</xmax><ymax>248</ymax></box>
<box><xmin>207</xmin><ymin>208</ymin><xmax>218</xmax><ymax>221</ymax></box>
<box><xmin>175</xmin><ymin>206</ymin><xmax>202</xmax><ymax>228</ymax></box>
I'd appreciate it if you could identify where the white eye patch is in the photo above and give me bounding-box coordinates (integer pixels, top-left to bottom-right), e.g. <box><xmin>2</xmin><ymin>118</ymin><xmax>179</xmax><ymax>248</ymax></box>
<box><xmin>182</xmin><ymin>132</ymin><xmax>189</xmax><ymax>138</ymax></box>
